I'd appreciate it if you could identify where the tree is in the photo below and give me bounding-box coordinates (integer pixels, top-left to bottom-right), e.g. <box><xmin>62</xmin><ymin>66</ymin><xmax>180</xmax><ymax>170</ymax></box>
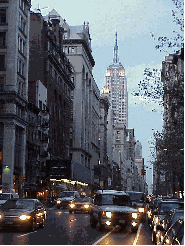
<box><xmin>132</xmin><ymin>0</ymin><xmax>184</xmax><ymax>107</ymax></box>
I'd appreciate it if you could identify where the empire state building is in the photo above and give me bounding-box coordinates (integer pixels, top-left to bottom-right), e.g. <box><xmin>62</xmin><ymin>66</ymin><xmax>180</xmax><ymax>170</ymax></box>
<box><xmin>104</xmin><ymin>32</ymin><xmax>128</xmax><ymax>127</ymax></box>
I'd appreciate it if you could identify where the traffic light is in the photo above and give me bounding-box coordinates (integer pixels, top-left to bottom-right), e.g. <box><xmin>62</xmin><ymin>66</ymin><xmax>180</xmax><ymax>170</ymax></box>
<box><xmin>141</xmin><ymin>169</ymin><xmax>146</xmax><ymax>175</ymax></box>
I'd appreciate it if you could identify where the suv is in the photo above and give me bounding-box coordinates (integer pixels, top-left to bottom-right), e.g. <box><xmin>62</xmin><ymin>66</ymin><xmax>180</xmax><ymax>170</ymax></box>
<box><xmin>0</xmin><ymin>193</ymin><xmax>19</xmax><ymax>206</ymax></box>
<box><xmin>56</xmin><ymin>191</ymin><xmax>80</xmax><ymax>209</ymax></box>
<box><xmin>127</xmin><ymin>191</ymin><xmax>146</xmax><ymax>222</ymax></box>
<box><xmin>90</xmin><ymin>190</ymin><xmax>140</xmax><ymax>232</ymax></box>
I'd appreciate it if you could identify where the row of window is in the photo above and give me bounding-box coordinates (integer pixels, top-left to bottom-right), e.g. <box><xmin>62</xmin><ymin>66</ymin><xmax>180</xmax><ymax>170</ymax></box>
<box><xmin>48</xmin><ymin>62</ymin><xmax>71</xmax><ymax>97</ymax></box>
<box><xmin>63</xmin><ymin>46</ymin><xmax>77</xmax><ymax>54</ymax></box>
<box><xmin>17</xmin><ymin>58</ymin><xmax>25</xmax><ymax>77</ymax></box>
<box><xmin>18</xmin><ymin>35</ymin><xmax>26</xmax><ymax>56</ymax></box>
<box><xmin>19</xmin><ymin>13</ymin><xmax>26</xmax><ymax>35</ymax></box>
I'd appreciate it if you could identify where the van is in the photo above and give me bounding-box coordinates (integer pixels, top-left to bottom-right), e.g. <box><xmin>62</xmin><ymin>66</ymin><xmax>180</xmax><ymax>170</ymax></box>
<box><xmin>0</xmin><ymin>193</ymin><xmax>19</xmax><ymax>206</ymax></box>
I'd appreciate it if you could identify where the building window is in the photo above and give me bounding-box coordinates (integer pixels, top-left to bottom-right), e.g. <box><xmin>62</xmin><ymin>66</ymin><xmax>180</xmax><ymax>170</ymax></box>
<box><xmin>0</xmin><ymin>9</ymin><xmax>6</xmax><ymax>24</ymax></box>
<box><xmin>0</xmin><ymin>55</ymin><xmax>5</xmax><ymax>71</ymax></box>
<box><xmin>0</xmin><ymin>32</ymin><xmax>5</xmax><ymax>48</ymax></box>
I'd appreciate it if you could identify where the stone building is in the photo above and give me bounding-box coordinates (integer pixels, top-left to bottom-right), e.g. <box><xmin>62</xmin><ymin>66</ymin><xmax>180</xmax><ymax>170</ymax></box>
<box><xmin>29</xmin><ymin>12</ymin><xmax>74</xmax><ymax>189</ymax></box>
<box><xmin>0</xmin><ymin>0</ymin><xmax>31</xmax><ymax>194</ymax></box>
<box><xmin>44</xmin><ymin>9</ymin><xmax>100</xmax><ymax>191</ymax></box>
<box><xmin>154</xmin><ymin>48</ymin><xmax>184</xmax><ymax>197</ymax></box>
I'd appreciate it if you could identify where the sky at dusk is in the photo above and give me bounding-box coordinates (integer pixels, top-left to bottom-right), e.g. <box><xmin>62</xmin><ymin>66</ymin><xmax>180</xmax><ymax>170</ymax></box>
<box><xmin>30</xmin><ymin>0</ymin><xmax>181</xmax><ymax>193</ymax></box>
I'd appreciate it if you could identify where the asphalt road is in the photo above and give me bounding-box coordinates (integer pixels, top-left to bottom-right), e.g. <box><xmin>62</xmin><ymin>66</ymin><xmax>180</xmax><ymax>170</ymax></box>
<box><xmin>0</xmin><ymin>207</ymin><xmax>154</xmax><ymax>245</ymax></box>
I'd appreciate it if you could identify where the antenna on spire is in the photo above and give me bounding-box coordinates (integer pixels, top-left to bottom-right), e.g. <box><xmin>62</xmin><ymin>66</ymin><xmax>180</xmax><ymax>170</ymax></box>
<box><xmin>113</xmin><ymin>31</ymin><xmax>118</xmax><ymax>64</ymax></box>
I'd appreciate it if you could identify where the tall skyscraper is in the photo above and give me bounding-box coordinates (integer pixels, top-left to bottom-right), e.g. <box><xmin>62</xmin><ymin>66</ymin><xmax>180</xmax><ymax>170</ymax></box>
<box><xmin>105</xmin><ymin>32</ymin><xmax>128</xmax><ymax>128</ymax></box>
<box><xmin>102</xmin><ymin>32</ymin><xmax>128</xmax><ymax>189</ymax></box>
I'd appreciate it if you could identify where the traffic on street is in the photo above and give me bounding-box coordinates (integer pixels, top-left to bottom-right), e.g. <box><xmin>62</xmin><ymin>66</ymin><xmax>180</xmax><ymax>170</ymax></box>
<box><xmin>0</xmin><ymin>206</ymin><xmax>153</xmax><ymax>245</ymax></box>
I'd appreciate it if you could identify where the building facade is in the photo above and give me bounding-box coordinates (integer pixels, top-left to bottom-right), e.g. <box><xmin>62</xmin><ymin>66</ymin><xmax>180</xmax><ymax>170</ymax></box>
<box><xmin>0</xmin><ymin>0</ymin><xmax>31</xmax><ymax>194</ymax></box>
<box><xmin>29</xmin><ymin>12</ymin><xmax>75</xmax><ymax>192</ymax></box>
<box><xmin>44</xmin><ymin>9</ymin><xmax>100</xmax><ymax>190</ymax></box>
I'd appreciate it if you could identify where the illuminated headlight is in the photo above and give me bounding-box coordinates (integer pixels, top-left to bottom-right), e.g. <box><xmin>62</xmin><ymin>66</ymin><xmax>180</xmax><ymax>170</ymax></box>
<box><xmin>84</xmin><ymin>204</ymin><xmax>89</xmax><ymax>209</ymax></box>
<box><xmin>132</xmin><ymin>213</ymin><xmax>138</xmax><ymax>219</ymax></box>
<box><xmin>0</xmin><ymin>214</ymin><xmax>2</xmax><ymax>219</ymax></box>
<box><xmin>57</xmin><ymin>200</ymin><xmax>61</xmax><ymax>204</ymax></box>
<box><xmin>138</xmin><ymin>208</ymin><xmax>144</xmax><ymax>213</ymax></box>
<box><xmin>70</xmin><ymin>203</ymin><xmax>75</xmax><ymax>208</ymax></box>
<box><xmin>132</xmin><ymin>222</ymin><xmax>137</xmax><ymax>227</ymax></box>
<box><xmin>106</xmin><ymin>212</ymin><xmax>112</xmax><ymax>218</ymax></box>
<box><xmin>19</xmin><ymin>215</ymin><xmax>31</xmax><ymax>220</ymax></box>
<box><xmin>106</xmin><ymin>221</ymin><xmax>111</xmax><ymax>226</ymax></box>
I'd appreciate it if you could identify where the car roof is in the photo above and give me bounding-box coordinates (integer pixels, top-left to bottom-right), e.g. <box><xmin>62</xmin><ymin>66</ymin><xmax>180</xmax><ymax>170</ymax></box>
<box><xmin>96</xmin><ymin>190</ymin><xmax>128</xmax><ymax>195</ymax></box>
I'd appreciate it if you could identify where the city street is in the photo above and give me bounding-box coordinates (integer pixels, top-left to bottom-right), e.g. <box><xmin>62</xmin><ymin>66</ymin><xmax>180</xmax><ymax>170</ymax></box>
<box><xmin>0</xmin><ymin>207</ymin><xmax>153</xmax><ymax>245</ymax></box>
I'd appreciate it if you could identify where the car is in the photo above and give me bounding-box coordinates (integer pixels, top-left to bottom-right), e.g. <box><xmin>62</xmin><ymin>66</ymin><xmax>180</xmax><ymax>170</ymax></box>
<box><xmin>56</xmin><ymin>191</ymin><xmax>80</xmax><ymax>209</ymax></box>
<box><xmin>0</xmin><ymin>198</ymin><xmax>46</xmax><ymax>231</ymax></box>
<box><xmin>69</xmin><ymin>196</ymin><xmax>91</xmax><ymax>213</ymax></box>
<box><xmin>90</xmin><ymin>190</ymin><xmax>140</xmax><ymax>232</ymax></box>
<box><xmin>152</xmin><ymin>200</ymin><xmax>183</xmax><ymax>244</ymax></box>
<box><xmin>159</xmin><ymin>218</ymin><xmax>184</xmax><ymax>245</ymax></box>
<box><xmin>0</xmin><ymin>193</ymin><xmax>19</xmax><ymax>206</ymax></box>
<box><xmin>126</xmin><ymin>191</ymin><xmax>146</xmax><ymax>222</ymax></box>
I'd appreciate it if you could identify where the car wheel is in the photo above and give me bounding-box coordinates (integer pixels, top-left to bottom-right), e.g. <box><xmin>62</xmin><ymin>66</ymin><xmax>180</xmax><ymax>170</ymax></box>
<box><xmin>152</xmin><ymin>231</ymin><xmax>156</xmax><ymax>244</ymax></box>
<box><xmin>39</xmin><ymin>218</ymin><xmax>45</xmax><ymax>228</ymax></box>
<box><xmin>69</xmin><ymin>210</ymin><xmax>72</xmax><ymax>214</ymax></box>
<box><xmin>90</xmin><ymin>215</ymin><xmax>97</xmax><ymax>228</ymax></box>
<box><xmin>29</xmin><ymin>219</ymin><xmax>36</xmax><ymax>231</ymax></box>
<box><xmin>96</xmin><ymin>217</ymin><xmax>104</xmax><ymax>231</ymax></box>
<box><xmin>57</xmin><ymin>205</ymin><xmax>60</xmax><ymax>209</ymax></box>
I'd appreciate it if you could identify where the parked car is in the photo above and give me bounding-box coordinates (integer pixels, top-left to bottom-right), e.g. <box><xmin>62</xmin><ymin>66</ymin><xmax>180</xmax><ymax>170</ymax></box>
<box><xmin>90</xmin><ymin>190</ymin><xmax>140</xmax><ymax>232</ymax></box>
<box><xmin>156</xmin><ymin>209</ymin><xmax>184</xmax><ymax>244</ymax></box>
<box><xmin>127</xmin><ymin>191</ymin><xmax>146</xmax><ymax>222</ymax></box>
<box><xmin>159</xmin><ymin>218</ymin><xmax>184</xmax><ymax>245</ymax></box>
<box><xmin>69</xmin><ymin>196</ymin><xmax>91</xmax><ymax>213</ymax></box>
<box><xmin>152</xmin><ymin>200</ymin><xmax>183</xmax><ymax>244</ymax></box>
<box><xmin>0</xmin><ymin>193</ymin><xmax>19</xmax><ymax>206</ymax></box>
<box><xmin>56</xmin><ymin>191</ymin><xmax>80</xmax><ymax>209</ymax></box>
<box><xmin>0</xmin><ymin>198</ymin><xmax>46</xmax><ymax>231</ymax></box>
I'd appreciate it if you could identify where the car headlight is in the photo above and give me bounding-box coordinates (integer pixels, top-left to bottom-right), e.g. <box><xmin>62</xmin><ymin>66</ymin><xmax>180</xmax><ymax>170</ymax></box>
<box><xmin>106</xmin><ymin>212</ymin><xmax>111</xmax><ymax>218</ymax></box>
<box><xmin>84</xmin><ymin>204</ymin><xmax>89</xmax><ymax>209</ymax></box>
<box><xmin>138</xmin><ymin>208</ymin><xmax>145</xmax><ymax>213</ymax></box>
<box><xmin>0</xmin><ymin>214</ymin><xmax>2</xmax><ymax>219</ymax></box>
<box><xmin>70</xmin><ymin>203</ymin><xmax>75</xmax><ymax>208</ymax></box>
<box><xmin>19</xmin><ymin>215</ymin><xmax>31</xmax><ymax>220</ymax></box>
<box><xmin>132</xmin><ymin>213</ymin><xmax>138</xmax><ymax>219</ymax></box>
<box><xmin>57</xmin><ymin>200</ymin><xmax>61</xmax><ymax>204</ymax></box>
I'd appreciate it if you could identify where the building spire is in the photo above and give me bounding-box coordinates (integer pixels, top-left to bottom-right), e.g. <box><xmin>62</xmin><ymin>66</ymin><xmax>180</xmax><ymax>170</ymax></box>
<box><xmin>113</xmin><ymin>31</ymin><xmax>118</xmax><ymax>64</ymax></box>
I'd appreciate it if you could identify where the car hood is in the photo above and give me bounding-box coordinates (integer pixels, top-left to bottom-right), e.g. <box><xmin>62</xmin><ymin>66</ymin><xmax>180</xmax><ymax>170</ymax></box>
<box><xmin>58</xmin><ymin>197</ymin><xmax>74</xmax><ymax>201</ymax></box>
<box><xmin>0</xmin><ymin>208</ymin><xmax>33</xmax><ymax>215</ymax></box>
<box><xmin>131</xmin><ymin>202</ymin><xmax>144</xmax><ymax>207</ymax></box>
<box><xmin>101</xmin><ymin>205</ymin><xmax>138</xmax><ymax>213</ymax></box>
<box><xmin>0</xmin><ymin>200</ymin><xmax>7</xmax><ymax>205</ymax></box>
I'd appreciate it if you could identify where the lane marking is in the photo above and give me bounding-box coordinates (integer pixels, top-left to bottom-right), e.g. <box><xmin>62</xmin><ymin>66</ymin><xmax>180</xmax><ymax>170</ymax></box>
<box><xmin>93</xmin><ymin>229</ymin><xmax>114</xmax><ymax>245</ymax></box>
<box><xmin>17</xmin><ymin>231</ymin><xmax>37</xmax><ymax>238</ymax></box>
<box><xmin>133</xmin><ymin>223</ymin><xmax>142</xmax><ymax>245</ymax></box>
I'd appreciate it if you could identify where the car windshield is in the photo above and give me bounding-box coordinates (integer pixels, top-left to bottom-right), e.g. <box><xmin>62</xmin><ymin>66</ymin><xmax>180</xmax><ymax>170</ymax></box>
<box><xmin>160</xmin><ymin>203</ymin><xmax>181</xmax><ymax>213</ymax></box>
<box><xmin>127</xmin><ymin>192</ymin><xmax>145</xmax><ymax>202</ymax></box>
<box><xmin>59</xmin><ymin>192</ymin><xmax>74</xmax><ymax>198</ymax></box>
<box><xmin>172</xmin><ymin>211</ymin><xmax>184</xmax><ymax>224</ymax></box>
<box><xmin>102</xmin><ymin>194</ymin><xmax>131</xmax><ymax>206</ymax></box>
<box><xmin>74</xmin><ymin>197</ymin><xmax>91</xmax><ymax>202</ymax></box>
<box><xmin>0</xmin><ymin>194</ymin><xmax>10</xmax><ymax>200</ymax></box>
<box><xmin>2</xmin><ymin>200</ymin><xmax>34</xmax><ymax>210</ymax></box>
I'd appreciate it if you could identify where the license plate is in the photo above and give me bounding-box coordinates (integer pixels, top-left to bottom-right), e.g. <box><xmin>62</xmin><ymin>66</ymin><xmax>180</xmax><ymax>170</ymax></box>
<box><xmin>119</xmin><ymin>220</ymin><xmax>125</xmax><ymax>224</ymax></box>
<box><xmin>5</xmin><ymin>221</ymin><xmax>13</xmax><ymax>225</ymax></box>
